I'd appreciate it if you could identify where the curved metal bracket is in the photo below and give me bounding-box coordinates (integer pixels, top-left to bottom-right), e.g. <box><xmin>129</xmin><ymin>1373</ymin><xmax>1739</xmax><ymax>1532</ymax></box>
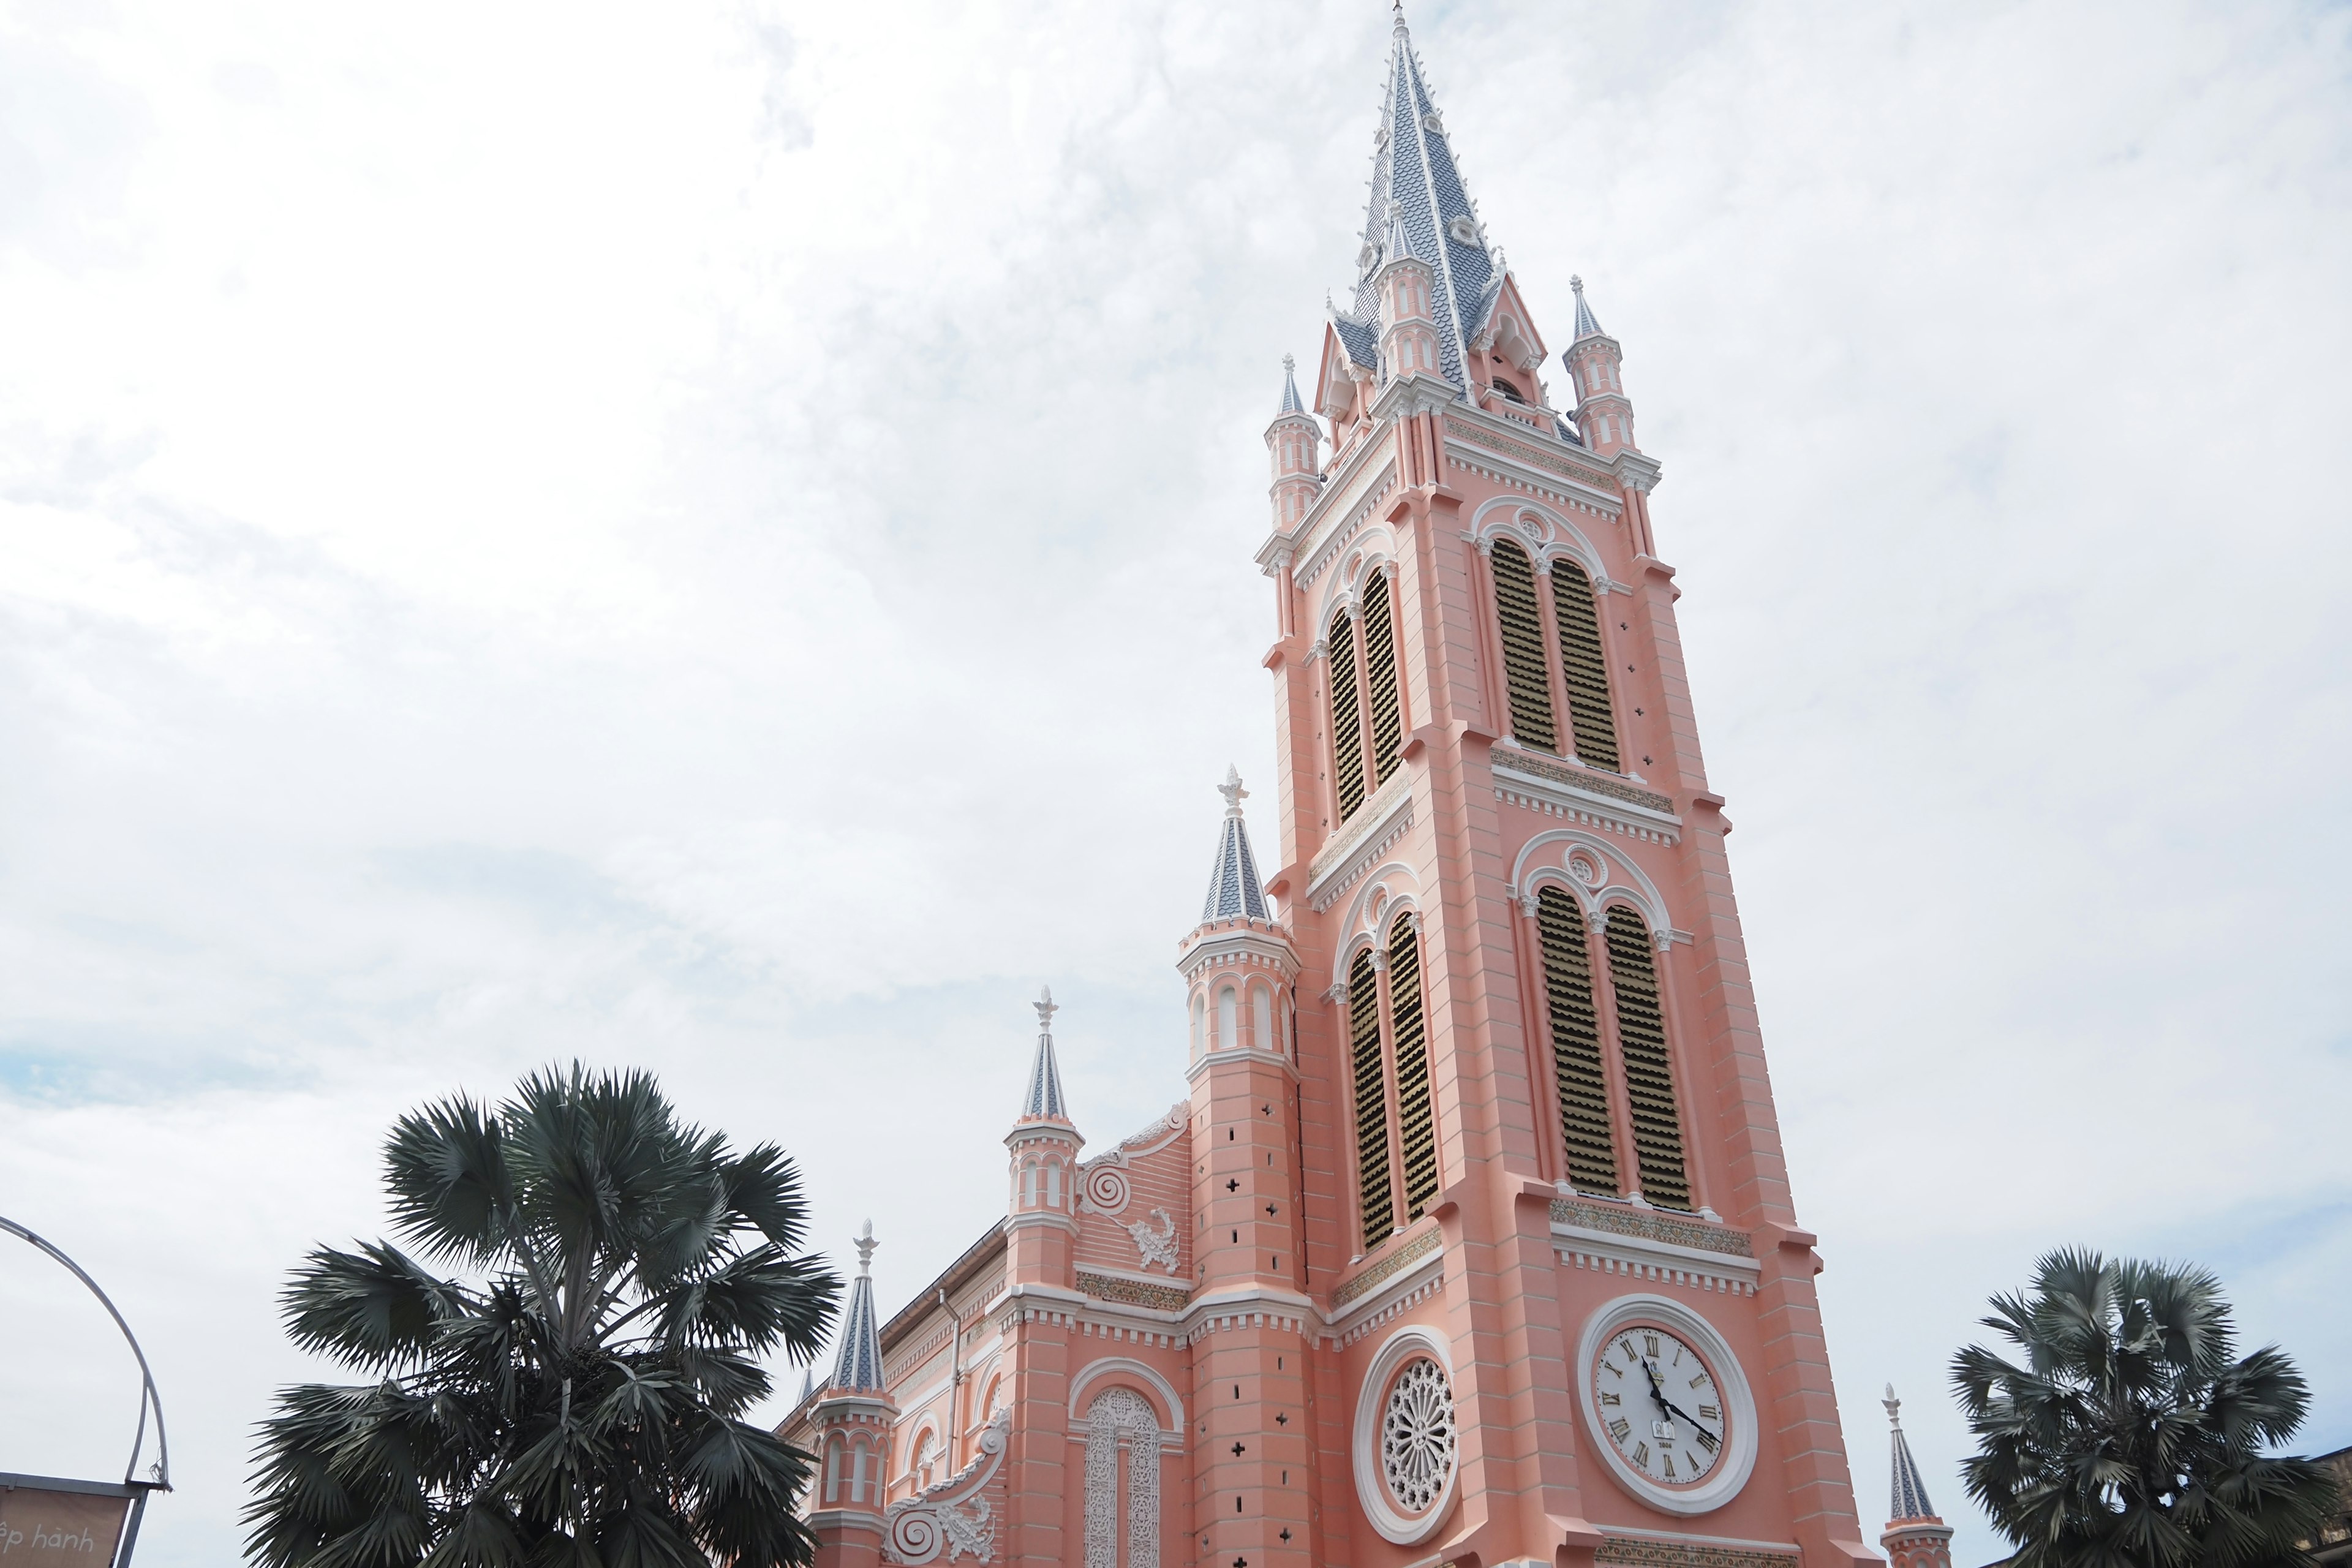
<box><xmin>1</xmin><ymin>1215</ymin><xmax>170</xmax><ymax>1490</ymax></box>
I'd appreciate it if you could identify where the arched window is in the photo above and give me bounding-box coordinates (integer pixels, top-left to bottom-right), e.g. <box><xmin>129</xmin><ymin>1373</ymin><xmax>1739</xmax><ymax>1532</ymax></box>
<box><xmin>1251</xmin><ymin>985</ymin><xmax>1274</xmax><ymax>1055</ymax></box>
<box><xmin>825</xmin><ymin>1434</ymin><xmax>845</xmax><ymax>1502</ymax></box>
<box><xmin>1348</xmin><ymin>949</ymin><xmax>1392</xmax><ymax>1244</ymax></box>
<box><xmin>1388</xmin><ymin>915</ymin><xmax>1439</xmax><ymax>1221</ymax></box>
<box><xmin>1083</xmin><ymin>1386</ymin><xmax>1162</xmax><ymax>1568</ymax></box>
<box><xmin>1189</xmin><ymin>995</ymin><xmax>1205</xmax><ymax>1060</ymax></box>
<box><xmin>851</xmin><ymin>1437</ymin><xmax>872</xmax><ymax>1502</ymax></box>
<box><xmin>1360</xmin><ymin>570</ymin><xmax>1404</xmax><ymax>788</ymax></box>
<box><xmin>1550</xmin><ymin>558</ymin><xmax>1620</xmax><ymax>770</ymax></box>
<box><xmin>911</xmin><ymin>1428</ymin><xmax>938</xmax><ymax>1490</ymax></box>
<box><xmin>1218</xmin><ymin>987</ymin><xmax>1238</xmax><ymax>1052</ymax></box>
<box><xmin>1020</xmin><ymin>1159</ymin><xmax>1037</xmax><ymax>1209</ymax></box>
<box><xmin>1046</xmin><ymin>1158</ymin><xmax>1063</xmax><ymax>1209</ymax></box>
<box><xmin>1536</xmin><ymin>888</ymin><xmax>1618</xmax><ymax>1194</ymax></box>
<box><xmin>1601</xmin><ymin>907</ymin><xmax>1690</xmax><ymax>1210</ymax></box>
<box><xmin>1488</xmin><ymin>538</ymin><xmax>1557</xmax><ymax>750</ymax></box>
<box><xmin>1328</xmin><ymin>612</ymin><xmax>1368</xmax><ymax>821</ymax></box>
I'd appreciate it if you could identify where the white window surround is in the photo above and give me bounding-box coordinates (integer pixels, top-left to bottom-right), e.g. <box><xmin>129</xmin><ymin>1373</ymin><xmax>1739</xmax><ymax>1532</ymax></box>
<box><xmin>1351</xmin><ymin>1322</ymin><xmax>1460</xmax><ymax>1545</ymax></box>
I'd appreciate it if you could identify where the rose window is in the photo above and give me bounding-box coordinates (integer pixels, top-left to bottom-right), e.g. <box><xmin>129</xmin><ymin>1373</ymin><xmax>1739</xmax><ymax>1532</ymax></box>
<box><xmin>1379</xmin><ymin>1357</ymin><xmax>1455</xmax><ymax>1513</ymax></box>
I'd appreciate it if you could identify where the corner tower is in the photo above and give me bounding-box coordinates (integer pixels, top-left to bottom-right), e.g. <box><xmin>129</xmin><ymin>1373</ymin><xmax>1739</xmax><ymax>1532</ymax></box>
<box><xmin>1256</xmin><ymin>9</ymin><xmax>1875</xmax><ymax>1568</ymax></box>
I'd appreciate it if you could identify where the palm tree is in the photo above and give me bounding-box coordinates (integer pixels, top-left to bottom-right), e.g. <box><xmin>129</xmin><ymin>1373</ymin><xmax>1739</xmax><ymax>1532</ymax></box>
<box><xmin>1951</xmin><ymin>1247</ymin><xmax>2339</xmax><ymax>1568</ymax></box>
<box><xmin>245</xmin><ymin>1064</ymin><xmax>841</xmax><ymax>1568</ymax></box>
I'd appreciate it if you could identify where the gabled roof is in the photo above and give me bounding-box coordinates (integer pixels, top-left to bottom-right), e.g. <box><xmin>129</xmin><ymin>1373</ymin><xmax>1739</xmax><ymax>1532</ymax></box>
<box><xmin>1342</xmin><ymin>4</ymin><xmax>1496</xmax><ymax>396</ymax></box>
<box><xmin>1200</xmin><ymin>767</ymin><xmax>1270</xmax><ymax>922</ymax></box>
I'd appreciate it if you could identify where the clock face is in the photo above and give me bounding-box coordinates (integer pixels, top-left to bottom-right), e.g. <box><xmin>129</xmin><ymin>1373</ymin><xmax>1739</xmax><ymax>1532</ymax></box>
<box><xmin>1589</xmin><ymin>1324</ymin><xmax>1727</xmax><ymax>1490</ymax></box>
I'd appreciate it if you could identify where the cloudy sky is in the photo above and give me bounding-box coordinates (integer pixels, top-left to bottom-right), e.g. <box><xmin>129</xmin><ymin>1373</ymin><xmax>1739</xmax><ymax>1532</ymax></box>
<box><xmin>4</xmin><ymin>1</ymin><xmax>2348</xmax><ymax>1563</ymax></box>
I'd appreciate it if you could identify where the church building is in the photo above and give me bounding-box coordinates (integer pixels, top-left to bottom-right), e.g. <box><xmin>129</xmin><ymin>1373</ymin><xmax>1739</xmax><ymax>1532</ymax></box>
<box><xmin>779</xmin><ymin>10</ymin><xmax>1878</xmax><ymax>1568</ymax></box>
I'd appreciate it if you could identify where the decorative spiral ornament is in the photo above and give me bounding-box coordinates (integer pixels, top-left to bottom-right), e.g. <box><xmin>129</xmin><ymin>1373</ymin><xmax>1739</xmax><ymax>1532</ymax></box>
<box><xmin>888</xmin><ymin>1506</ymin><xmax>944</xmax><ymax>1565</ymax></box>
<box><xmin>1083</xmin><ymin>1165</ymin><xmax>1131</xmax><ymax>1215</ymax></box>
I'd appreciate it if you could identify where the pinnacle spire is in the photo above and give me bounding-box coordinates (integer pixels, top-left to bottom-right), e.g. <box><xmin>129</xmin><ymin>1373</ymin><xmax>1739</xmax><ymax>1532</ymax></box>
<box><xmin>1278</xmin><ymin>353</ymin><xmax>1305</xmax><ymax>415</ymax></box>
<box><xmin>1200</xmin><ymin>767</ymin><xmax>1270</xmax><ymax>923</ymax></box>
<box><xmin>1019</xmin><ymin>985</ymin><xmax>1071</xmax><ymax>1123</ymax></box>
<box><xmin>827</xmin><ymin>1220</ymin><xmax>884</xmax><ymax>1392</ymax></box>
<box><xmin>1336</xmin><ymin>12</ymin><xmax>1497</xmax><ymax>394</ymax></box>
<box><xmin>1570</xmin><ymin>274</ymin><xmax>1607</xmax><ymax>342</ymax></box>
<box><xmin>1882</xmin><ymin>1385</ymin><xmax>1940</xmax><ymax>1525</ymax></box>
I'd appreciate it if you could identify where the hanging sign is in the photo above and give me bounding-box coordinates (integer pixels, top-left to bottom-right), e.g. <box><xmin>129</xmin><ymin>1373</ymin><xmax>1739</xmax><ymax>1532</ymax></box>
<box><xmin>0</xmin><ymin>1476</ymin><xmax>137</xmax><ymax>1565</ymax></box>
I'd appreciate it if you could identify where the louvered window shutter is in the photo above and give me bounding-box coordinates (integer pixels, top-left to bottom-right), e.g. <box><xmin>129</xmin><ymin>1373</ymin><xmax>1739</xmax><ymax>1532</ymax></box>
<box><xmin>1348</xmin><ymin>951</ymin><xmax>1393</xmax><ymax>1243</ymax></box>
<box><xmin>1550</xmin><ymin>559</ymin><xmax>1620</xmax><ymax>771</ymax></box>
<box><xmin>1360</xmin><ymin>573</ymin><xmax>1405</xmax><ymax>787</ymax></box>
<box><xmin>1489</xmin><ymin>539</ymin><xmax>1557</xmax><ymax>751</ymax></box>
<box><xmin>1328</xmin><ymin>612</ymin><xmax>1368</xmax><ymax>821</ymax></box>
<box><xmin>1388</xmin><ymin>916</ymin><xmax>1439</xmax><ymax>1221</ymax></box>
<box><xmin>1602</xmin><ymin>908</ymin><xmax>1691</xmax><ymax>1210</ymax></box>
<box><xmin>1536</xmin><ymin>889</ymin><xmax>1619</xmax><ymax>1194</ymax></box>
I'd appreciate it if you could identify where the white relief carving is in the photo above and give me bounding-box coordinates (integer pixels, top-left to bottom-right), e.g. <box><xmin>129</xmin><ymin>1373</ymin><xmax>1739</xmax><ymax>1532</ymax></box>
<box><xmin>885</xmin><ymin>1410</ymin><xmax>1011</xmax><ymax>1566</ymax></box>
<box><xmin>1084</xmin><ymin>1166</ymin><xmax>1132</xmax><ymax>1216</ymax></box>
<box><xmin>1126</xmin><ymin>1208</ymin><xmax>1180</xmax><ymax>1275</ymax></box>
<box><xmin>1084</xmin><ymin>1387</ymin><xmax>1161</xmax><ymax>1568</ymax></box>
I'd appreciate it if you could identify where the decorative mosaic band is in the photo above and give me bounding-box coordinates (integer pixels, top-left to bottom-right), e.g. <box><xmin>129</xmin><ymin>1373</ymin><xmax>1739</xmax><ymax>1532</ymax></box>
<box><xmin>1551</xmin><ymin>1198</ymin><xmax>1753</xmax><ymax>1259</ymax></box>
<box><xmin>1332</xmin><ymin>1225</ymin><xmax>1442</xmax><ymax>1309</ymax></box>
<box><xmin>1595</xmin><ymin>1538</ymin><xmax>1798</xmax><ymax>1568</ymax></box>
<box><xmin>1490</xmin><ymin>748</ymin><xmax>1675</xmax><ymax>816</ymax></box>
<box><xmin>1444</xmin><ymin>417</ymin><xmax>1617</xmax><ymax>491</ymax></box>
<box><xmin>1074</xmin><ymin>1271</ymin><xmax>1191</xmax><ymax>1313</ymax></box>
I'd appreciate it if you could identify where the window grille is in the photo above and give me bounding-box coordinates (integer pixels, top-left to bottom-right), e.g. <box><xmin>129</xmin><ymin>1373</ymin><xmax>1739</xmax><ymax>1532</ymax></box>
<box><xmin>1488</xmin><ymin>539</ymin><xmax>1557</xmax><ymax>750</ymax></box>
<box><xmin>1389</xmin><ymin>916</ymin><xmax>1439</xmax><ymax>1221</ymax></box>
<box><xmin>1550</xmin><ymin>559</ymin><xmax>1620</xmax><ymax>771</ymax></box>
<box><xmin>1536</xmin><ymin>888</ymin><xmax>1619</xmax><ymax>1193</ymax></box>
<box><xmin>1329</xmin><ymin>612</ymin><xmax>1368</xmax><ymax>820</ymax></box>
<box><xmin>1349</xmin><ymin>950</ymin><xmax>1393</xmax><ymax>1243</ymax></box>
<box><xmin>1360</xmin><ymin>574</ymin><xmax>1405</xmax><ymax>788</ymax></box>
<box><xmin>1602</xmin><ymin>908</ymin><xmax>1690</xmax><ymax>1210</ymax></box>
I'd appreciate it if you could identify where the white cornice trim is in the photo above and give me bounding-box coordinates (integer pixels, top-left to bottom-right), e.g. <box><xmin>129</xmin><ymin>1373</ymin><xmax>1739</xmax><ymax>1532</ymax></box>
<box><xmin>1306</xmin><ymin>772</ymin><xmax>1415</xmax><ymax>908</ymax></box>
<box><xmin>1489</xmin><ymin>757</ymin><xmax>1681</xmax><ymax>845</ymax></box>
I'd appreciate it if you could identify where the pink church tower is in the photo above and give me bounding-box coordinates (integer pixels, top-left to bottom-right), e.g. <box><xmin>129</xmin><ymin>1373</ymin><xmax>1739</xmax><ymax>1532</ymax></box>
<box><xmin>782</xmin><ymin>10</ymin><xmax>1877</xmax><ymax>1568</ymax></box>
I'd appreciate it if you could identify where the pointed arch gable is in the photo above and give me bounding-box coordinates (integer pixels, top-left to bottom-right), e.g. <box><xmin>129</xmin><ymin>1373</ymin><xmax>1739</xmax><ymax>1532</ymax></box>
<box><xmin>1467</xmin><ymin>496</ymin><xmax>1612</xmax><ymax>590</ymax></box>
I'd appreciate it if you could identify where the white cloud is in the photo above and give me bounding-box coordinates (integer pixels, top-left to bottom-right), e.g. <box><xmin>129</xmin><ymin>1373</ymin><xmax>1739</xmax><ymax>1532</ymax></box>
<box><xmin>2</xmin><ymin>2</ymin><xmax>2347</xmax><ymax>1564</ymax></box>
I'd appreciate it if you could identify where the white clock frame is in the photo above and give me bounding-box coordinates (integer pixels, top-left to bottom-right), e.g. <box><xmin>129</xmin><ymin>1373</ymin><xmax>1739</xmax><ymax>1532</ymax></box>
<box><xmin>1575</xmin><ymin>1294</ymin><xmax>1758</xmax><ymax>1515</ymax></box>
<box><xmin>1352</xmin><ymin>1322</ymin><xmax>1460</xmax><ymax>1545</ymax></box>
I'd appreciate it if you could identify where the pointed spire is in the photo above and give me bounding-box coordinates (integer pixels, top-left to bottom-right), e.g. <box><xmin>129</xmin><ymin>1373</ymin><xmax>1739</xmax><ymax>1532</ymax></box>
<box><xmin>1200</xmin><ymin>767</ymin><xmax>1271</xmax><ymax>923</ymax></box>
<box><xmin>799</xmin><ymin>1366</ymin><xmax>815</xmax><ymax>1404</ymax></box>
<box><xmin>827</xmin><ymin>1221</ymin><xmax>884</xmax><ymax>1392</ymax></box>
<box><xmin>1019</xmin><ymin>985</ymin><xmax>1071</xmax><ymax>1123</ymax></box>
<box><xmin>1570</xmin><ymin>274</ymin><xmax>1607</xmax><ymax>342</ymax></box>
<box><xmin>1343</xmin><ymin>7</ymin><xmax>1494</xmax><ymax>394</ymax></box>
<box><xmin>1278</xmin><ymin>353</ymin><xmax>1305</xmax><ymax>416</ymax></box>
<box><xmin>1883</xmin><ymin>1385</ymin><xmax>1940</xmax><ymax>1525</ymax></box>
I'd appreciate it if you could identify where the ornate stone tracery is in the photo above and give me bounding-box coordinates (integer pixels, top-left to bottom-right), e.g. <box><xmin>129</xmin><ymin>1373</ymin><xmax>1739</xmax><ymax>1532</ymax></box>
<box><xmin>1083</xmin><ymin>1386</ymin><xmax>1161</xmax><ymax>1568</ymax></box>
<box><xmin>1380</xmin><ymin>1356</ymin><xmax>1456</xmax><ymax>1513</ymax></box>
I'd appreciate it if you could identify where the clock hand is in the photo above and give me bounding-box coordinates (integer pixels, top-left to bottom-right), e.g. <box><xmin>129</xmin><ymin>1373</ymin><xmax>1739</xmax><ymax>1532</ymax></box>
<box><xmin>1636</xmin><ymin>1357</ymin><xmax>1721</xmax><ymax>1449</ymax></box>
<box><xmin>1653</xmin><ymin>1392</ymin><xmax>1722</xmax><ymax>1449</ymax></box>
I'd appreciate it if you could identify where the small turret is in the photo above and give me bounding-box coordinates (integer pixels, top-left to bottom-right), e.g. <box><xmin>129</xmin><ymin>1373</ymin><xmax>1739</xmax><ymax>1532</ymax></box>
<box><xmin>807</xmin><ymin>1223</ymin><xmax>895</xmax><ymax>1568</ymax></box>
<box><xmin>1879</xmin><ymin>1386</ymin><xmax>1955</xmax><ymax>1568</ymax></box>
<box><xmin>1005</xmin><ymin>987</ymin><xmax>1082</xmax><ymax>1286</ymax></box>
<box><xmin>1374</xmin><ymin>203</ymin><xmax>1443</xmax><ymax>386</ymax></box>
<box><xmin>1564</xmin><ymin>274</ymin><xmax>1638</xmax><ymax>456</ymax></box>
<box><xmin>1265</xmin><ymin>355</ymin><xmax>1322</xmax><ymax>533</ymax></box>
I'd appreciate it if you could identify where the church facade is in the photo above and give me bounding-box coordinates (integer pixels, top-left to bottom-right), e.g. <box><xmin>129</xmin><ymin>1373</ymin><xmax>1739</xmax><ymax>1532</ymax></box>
<box><xmin>780</xmin><ymin>12</ymin><xmax>1876</xmax><ymax>1568</ymax></box>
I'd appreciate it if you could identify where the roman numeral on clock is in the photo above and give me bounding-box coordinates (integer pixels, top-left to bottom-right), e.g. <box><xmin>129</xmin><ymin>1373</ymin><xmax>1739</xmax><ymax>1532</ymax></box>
<box><xmin>1698</xmin><ymin>1404</ymin><xmax>1719</xmax><ymax>1421</ymax></box>
<box><xmin>1608</xmin><ymin>1417</ymin><xmax>1632</xmax><ymax>1441</ymax></box>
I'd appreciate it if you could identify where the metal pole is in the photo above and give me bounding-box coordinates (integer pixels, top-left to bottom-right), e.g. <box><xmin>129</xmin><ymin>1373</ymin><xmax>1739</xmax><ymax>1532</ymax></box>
<box><xmin>112</xmin><ymin>1487</ymin><xmax>151</xmax><ymax>1568</ymax></box>
<box><xmin>0</xmin><ymin>1216</ymin><xmax>171</xmax><ymax>1490</ymax></box>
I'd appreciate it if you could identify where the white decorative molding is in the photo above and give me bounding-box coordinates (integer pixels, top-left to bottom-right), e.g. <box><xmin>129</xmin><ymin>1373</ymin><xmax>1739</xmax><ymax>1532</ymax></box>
<box><xmin>884</xmin><ymin>1408</ymin><xmax>1011</xmax><ymax>1565</ymax></box>
<box><xmin>1306</xmin><ymin>771</ymin><xmax>1415</xmax><ymax>910</ymax></box>
<box><xmin>1067</xmin><ymin>1358</ymin><xmax>1186</xmax><ymax>1437</ymax></box>
<box><xmin>1509</xmin><ymin>827</ymin><xmax>1675</xmax><ymax>934</ymax></box>
<box><xmin>1125</xmin><ymin>1208</ymin><xmax>1180</xmax><ymax>1275</ymax></box>
<box><xmin>1352</xmin><ymin>1322</ymin><xmax>1460</xmax><ymax>1545</ymax></box>
<box><xmin>1574</xmin><ymin>1295</ymin><xmax>1760</xmax><ymax>1518</ymax></box>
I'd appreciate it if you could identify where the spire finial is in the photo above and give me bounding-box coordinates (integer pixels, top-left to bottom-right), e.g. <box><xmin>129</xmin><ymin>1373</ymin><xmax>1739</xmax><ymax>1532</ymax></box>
<box><xmin>854</xmin><ymin>1218</ymin><xmax>877</xmax><ymax>1275</ymax></box>
<box><xmin>1219</xmin><ymin>765</ymin><xmax>1248</xmax><ymax>816</ymax></box>
<box><xmin>1282</xmin><ymin>352</ymin><xmax>1294</xmax><ymax>374</ymax></box>
<box><xmin>1392</xmin><ymin>0</ymin><xmax>1408</xmax><ymax>36</ymax></box>
<box><xmin>1035</xmin><ymin>984</ymin><xmax>1058</xmax><ymax>1031</ymax></box>
<box><xmin>1019</xmin><ymin>987</ymin><xmax>1072</xmax><ymax>1123</ymax></box>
